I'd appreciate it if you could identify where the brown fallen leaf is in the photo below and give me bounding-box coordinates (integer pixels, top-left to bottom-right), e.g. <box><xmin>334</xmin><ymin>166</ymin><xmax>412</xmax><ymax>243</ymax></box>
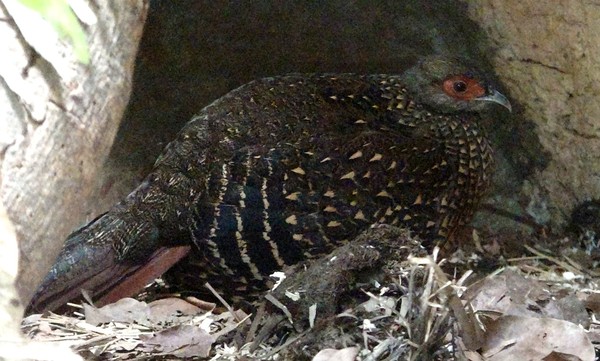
<box><xmin>84</xmin><ymin>298</ymin><xmax>151</xmax><ymax>326</ymax></box>
<box><xmin>481</xmin><ymin>315</ymin><xmax>594</xmax><ymax>361</ymax></box>
<box><xmin>542</xmin><ymin>351</ymin><xmax>584</xmax><ymax>361</ymax></box>
<box><xmin>578</xmin><ymin>291</ymin><xmax>600</xmax><ymax>315</ymax></box>
<box><xmin>467</xmin><ymin>269</ymin><xmax>548</xmax><ymax>318</ymax></box>
<box><xmin>140</xmin><ymin>324</ymin><xmax>216</xmax><ymax>358</ymax></box>
<box><xmin>466</xmin><ymin>269</ymin><xmax>588</xmax><ymax>326</ymax></box>
<box><xmin>542</xmin><ymin>294</ymin><xmax>589</xmax><ymax>327</ymax></box>
<box><xmin>148</xmin><ymin>297</ymin><xmax>204</xmax><ymax>324</ymax></box>
<box><xmin>312</xmin><ymin>347</ymin><xmax>359</xmax><ymax>361</ymax></box>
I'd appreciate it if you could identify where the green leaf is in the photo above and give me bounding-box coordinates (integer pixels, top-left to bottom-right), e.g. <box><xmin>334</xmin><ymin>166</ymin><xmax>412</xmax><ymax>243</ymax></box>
<box><xmin>18</xmin><ymin>0</ymin><xmax>90</xmax><ymax>64</ymax></box>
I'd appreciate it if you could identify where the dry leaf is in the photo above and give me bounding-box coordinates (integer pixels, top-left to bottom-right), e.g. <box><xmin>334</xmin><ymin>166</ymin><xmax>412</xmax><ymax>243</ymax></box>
<box><xmin>486</xmin><ymin>270</ymin><xmax>547</xmax><ymax>316</ymax></box>
<box><xmin>482</xmin><ymin>315</ymin><xmax>594</xmax><ymax>361</ymax></box>
<box><xmin>148</xmin><ymin>297</ymin><xmax>204</xmax><ymax>324</ymax></box>
<box><xmin>312</xmin><ymin>347</ymin><xmax>359</xmax><ymax>361</ymax></box>
<box><xmin>542</xmin><ymin>351</ymin><xmax>584</xmax><ymax>361</ymax></box>
<box><xmin>84</xmin><ymin>298</ymin><xmax>151</xmax><ymax>326</ymax></box>
<box><xmin>468</xmin><ymin>270</ymin><xmax>589</xmax><ymax>327</ymax></box>
<box><xmin>578</xmin><ymin>291</ymin><xmax>600</xmax><ymax>315</ymax></box>
<box><xmin>542</xmin><ymin>294</ymin><xmax>589</xmax><ymax>327</ymax></box>
<box><xmin>140</xmin><ymin>325</ymin><xmax>216</xmax><ymax>358</ymax></box>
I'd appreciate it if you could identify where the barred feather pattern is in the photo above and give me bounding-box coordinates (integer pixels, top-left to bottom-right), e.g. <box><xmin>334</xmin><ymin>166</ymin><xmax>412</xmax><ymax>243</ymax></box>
<box><xmin>31</xmin><ymin>68</ymin><xmax>498</xmax><ymax>311</ymax></box>
<box><xmin>147</xmin><ymin>74</ymin><xmax>494</xmax><ymax>296</ymax></box>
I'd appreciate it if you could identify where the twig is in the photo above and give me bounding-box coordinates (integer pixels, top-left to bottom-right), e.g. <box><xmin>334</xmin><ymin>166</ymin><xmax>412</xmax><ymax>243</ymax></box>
<box><xmin>245</xmin><ymin>302</ymin><xmax>266</xmax><ymax>344</ymax></box>
<box><xmin>204</xmin><ymin>282</ymin><xmax>242</xmax><ymax>322</ymax></box>
<box><xmin>264</xmin><ymin>293</ymin><xmax>293</xmax><ymax>324</ymax></box>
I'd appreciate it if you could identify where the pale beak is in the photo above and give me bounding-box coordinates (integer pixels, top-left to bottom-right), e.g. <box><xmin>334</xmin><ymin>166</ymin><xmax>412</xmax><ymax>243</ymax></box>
<box><xmin>476</xmin><ymin>89</ymin><xmax>512</xmax><ymax>113</ymax></box>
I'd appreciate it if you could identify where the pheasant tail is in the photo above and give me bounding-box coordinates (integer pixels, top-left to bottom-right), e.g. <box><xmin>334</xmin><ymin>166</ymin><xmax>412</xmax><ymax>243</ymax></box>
<box><xmin>28</xmin><ymin>213</ymin><xmax>190</xmax><ymax>313</ymax></box>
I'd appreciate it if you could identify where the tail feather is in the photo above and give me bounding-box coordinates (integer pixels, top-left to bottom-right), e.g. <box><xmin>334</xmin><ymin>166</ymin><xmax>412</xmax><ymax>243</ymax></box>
<box><xmin>27</xmin><ymin>213</ymin><xmax>191</xmax><ymax>313</ymax></box>
<box><xmin>95</xmin><ymin>245</ymin><xmax>191</xmax><ymax>306</ymax></box>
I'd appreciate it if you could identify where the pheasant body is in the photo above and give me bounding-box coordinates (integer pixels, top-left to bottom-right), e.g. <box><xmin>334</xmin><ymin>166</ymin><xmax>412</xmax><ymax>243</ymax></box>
<box><xmin>30</xmin><ymin>57</ymin><xmax>509</xmax><ymax>312</ymax></box>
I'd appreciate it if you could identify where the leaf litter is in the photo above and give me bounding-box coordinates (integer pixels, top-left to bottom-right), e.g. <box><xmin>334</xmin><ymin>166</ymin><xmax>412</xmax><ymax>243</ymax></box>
<box><xmin>22</xmin><ymin>225</ymin><xmax>600</xmax><ymax>360</ymax></box>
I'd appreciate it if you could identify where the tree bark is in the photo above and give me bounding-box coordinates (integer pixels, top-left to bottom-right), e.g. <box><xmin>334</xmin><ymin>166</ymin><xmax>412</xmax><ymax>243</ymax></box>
<box><xmin>0</xmin><ymin>0</ymin><xmax>148</xmax><ymax>307</ymax></box>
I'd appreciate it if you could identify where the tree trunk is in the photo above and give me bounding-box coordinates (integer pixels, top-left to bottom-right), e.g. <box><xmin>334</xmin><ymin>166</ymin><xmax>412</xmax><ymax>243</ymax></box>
<box><xmin>0</xmin><ymin>0</ymin><xmax>148</xmax><ymax>307</ymax></box>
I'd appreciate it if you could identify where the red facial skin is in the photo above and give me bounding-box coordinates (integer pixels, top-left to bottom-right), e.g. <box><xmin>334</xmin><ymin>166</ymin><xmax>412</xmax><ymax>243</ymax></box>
<box><xmin>442</xmin><ymin>75</ymin><xmax>486</xmax><ymax>101</ymax></box>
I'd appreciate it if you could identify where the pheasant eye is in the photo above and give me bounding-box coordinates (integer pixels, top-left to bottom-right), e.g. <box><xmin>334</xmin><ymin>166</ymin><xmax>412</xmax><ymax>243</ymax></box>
<box><xmin>442</xmin><ymin>75</ymin><xmax>486</xmax><ymax>100</ymax></box>
<box><xmin>453</xmin><ymin>81</ymin><xmax>467</xmax><ymax>93</ymax></box>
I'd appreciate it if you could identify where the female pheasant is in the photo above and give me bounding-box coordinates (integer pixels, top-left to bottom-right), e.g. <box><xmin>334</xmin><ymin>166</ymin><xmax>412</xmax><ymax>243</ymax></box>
<box><xmin>29</xmin><ymin>56</ymin><xmax>511</xmax><ymax>312</ymax></box>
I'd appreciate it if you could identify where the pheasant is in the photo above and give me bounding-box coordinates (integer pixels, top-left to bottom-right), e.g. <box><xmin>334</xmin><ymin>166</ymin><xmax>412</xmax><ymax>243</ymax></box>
<box><xmin>28</xmin><ymin>56</ymin><xmax>511</xmax><ymax>313</ymax></box>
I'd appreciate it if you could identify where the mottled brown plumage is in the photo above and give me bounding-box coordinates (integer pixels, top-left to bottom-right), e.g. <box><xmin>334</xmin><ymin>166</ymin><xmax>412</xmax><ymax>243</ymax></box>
<box><xmin>29</xmin><ymin>56</ymin><xmax>510</xmax><ymax>312</ymax></box>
